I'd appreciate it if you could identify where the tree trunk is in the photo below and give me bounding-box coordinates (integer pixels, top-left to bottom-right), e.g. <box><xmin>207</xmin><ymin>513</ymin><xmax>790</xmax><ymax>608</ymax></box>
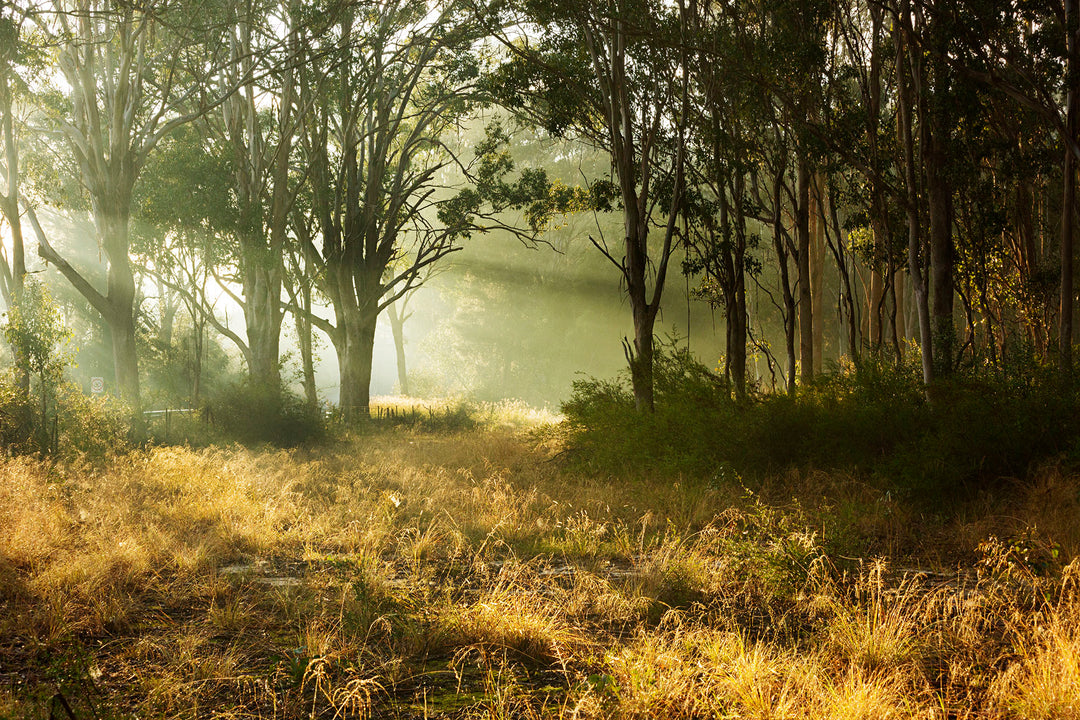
<box><xmin>811</xmin><ymin>176</ymin><xmax>826</xmax><ymax>373</ymax></box>
<box><xmin>388</xmin><ymin>300</ymin><xmax>410</xmax><ymax>396</ymax></box>
<box><xmin>242</xmin><ymin>254</ymin><xmax>283</xmax><ymax>389</ymax></box>
<box><xmin>627</xmin><ymin>293</ymin><xmax>657</xmax><ymax>413</ymax></box>
<box><xmin>192</xmin><ymin>316</ymin><xmax>203</xmax><ymax>406</ymax></box>
<box><xmin>926</xmin><ymin>126</ymin><xmax>955</xmax><ymax>378</ymax></box>
<box><xmin>824</xmin><ymin>179</ymin><xmax>859</xmax><ymax>365</ymax></box>
<box><xmin>731</xmin><ymin>176</ymin><xmax>748</xmax><ymax>398</ymax></box>
<box><xmin>869</xmin><ymin>267</ymin><xmax>884</xmax><ymax>351</ymax></box>
<box><xmin>897</xmin><ymin>0</ymin><xmax>934</xmax><ymax>386</ymax></box>
<box><xmin>797</xmin><ymin>154</ymin><xmax>814</xmax><ymax>384</ymax></box>
<box><xmin>1</xmin><ymin>70</ymin><xmax>29</xmax><ymax>395</ymax></box>
<box><xmin>339</xmin><ymin>311</ymin><xmax>377</xmax><ymax>422</ymax></box>
<box><xmin>893</xmin><ymin>270</ymin><xmax>907</xmax><ymax>353</ymax></box>
<box><xmin>98</xmin><ymin>205</ymin><xmax>141</xmax><ymax>410</ymax></box>
<box><xmin>623</xmin><ymin>178</ymin><xmax>660</xmax><ymax>412</ymax></box>
<box><xmin>296</xmin><ymin>283</ymin><xmax>318</xmax><ymax>409</ymax></box>
<box><xmin>773</xmin><ymin>166</ymin><xmax>798</xmax><ymax>393</ymax></box>
<box><xmin>1063</xmin><ymin>0</ymin><xmax>1079</xmax><ymax>373</ymax></box>
<box><xmin>157</xmin><ymin>279</ymin><xmax>177</xmax><ymax>349</ymax></box>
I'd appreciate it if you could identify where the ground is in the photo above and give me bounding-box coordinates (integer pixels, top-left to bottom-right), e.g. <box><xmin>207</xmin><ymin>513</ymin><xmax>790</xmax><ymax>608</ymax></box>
<box><xmin>1</xmin><ymin>424</ymin><xmax>1079</xmax><ymax>718</ymax></box>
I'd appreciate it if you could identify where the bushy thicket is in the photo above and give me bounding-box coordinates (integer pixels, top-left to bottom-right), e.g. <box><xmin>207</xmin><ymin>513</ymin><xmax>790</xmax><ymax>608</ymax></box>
<box><xmin>562</xmin><ymin>347</ymin><xmax>1080</xmax><ymax>499</ymax></box>
<box><xmin>209</xmin><ymin>380</ymin><xmax>326</xmax><ymax>446</ymax></box>
<box><xmin>0</xmin><ymin>374</ymin><xmax>130</xmax><ymax>460</ymax></box>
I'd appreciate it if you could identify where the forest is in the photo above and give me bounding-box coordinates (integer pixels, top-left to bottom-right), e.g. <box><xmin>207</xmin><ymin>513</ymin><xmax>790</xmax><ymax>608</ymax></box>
<box><xmin>3</xmin><ymin>0</ymin><xmax>1080</xmax><ymax>717</ymax></box>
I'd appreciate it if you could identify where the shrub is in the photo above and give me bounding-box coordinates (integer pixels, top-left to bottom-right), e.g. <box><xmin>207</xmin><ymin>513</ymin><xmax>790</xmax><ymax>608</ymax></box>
<box><xmin>0</xmin><ymin>375</ymin><xmax>35</xmax><ymax>453</ymax></box>
<box><xmin>0</xmin><ymin>374</ymin><xmax>129</xmax><ymax>459</ymax></box>
<box><xmin>562</xmin><ymin>347</ymin><xmax>1080</xmax><ymax>501</ymax></box>
<box><xmin>53</xmin><ymin>380</ymin><xmax>130</xmax><ymax>459</ymax></box>
<box><xmin>209</xmin><ymin>380</ymin><xmax>325</xmax><ymax>447</ymax></box>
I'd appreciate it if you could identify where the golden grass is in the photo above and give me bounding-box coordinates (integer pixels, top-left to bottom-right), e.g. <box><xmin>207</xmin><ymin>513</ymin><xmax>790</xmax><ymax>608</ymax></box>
<box><xmin>1</xmin><ymin>427</ymin><xmax>1079</xmax><ymax>718</ymax></box>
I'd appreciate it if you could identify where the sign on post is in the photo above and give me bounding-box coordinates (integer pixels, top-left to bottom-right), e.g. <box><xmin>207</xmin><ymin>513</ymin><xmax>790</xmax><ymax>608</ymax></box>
<box><xmin>90</xmin><ymin>377</ymin><xmax>104</xmax><ymax>394</ymax></box>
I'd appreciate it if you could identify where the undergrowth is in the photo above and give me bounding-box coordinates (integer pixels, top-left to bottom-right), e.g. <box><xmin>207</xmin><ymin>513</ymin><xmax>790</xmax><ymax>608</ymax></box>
<box><xmin>2</xmin><ymin>427</ymin><xmax>1080</xmax><ymax>718</ymax></box>
<box><xmin>561</xmin><ymin>346</ymin><xmax>1080</xmax><ymax>501</ymax></box>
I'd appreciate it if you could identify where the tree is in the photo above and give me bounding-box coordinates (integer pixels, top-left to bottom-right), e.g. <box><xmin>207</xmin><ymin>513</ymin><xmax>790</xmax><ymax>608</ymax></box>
<box><xmin>30</xmin><ymin>0</ymin><xmax>235</xmax><ymax>413</ymax></box>
<box><xmin>681</xmin><ymin>0</ymin><xmax>767</xmax><ymax>399</ymax></box>
<box><xmin>0</xmin><ymin>2</ymin><xmax>36</xmax><ymax>394</ymax></box>
<box><xmin>133</xmin><ymin>123</ymin><xmax>238</xmax><ymax>406</ymax></box>
<box><xmin>483</xmin><ymin>0</ymin><xmax>689</xmax><ymax>411</ymax></box>
<box><xmin>293</xmin><ymin>1</ymin><xmax>581</xmax><ymax>420</ymax></box>
<box><xmin>200</xmin><ymin>0</ymin><xmax>310</xmax><ymax>391</ymax></box>
<box><xmin>2</xmin><ymin>277</ymin><xmax>71</xmax><ymax>451</ymax></box>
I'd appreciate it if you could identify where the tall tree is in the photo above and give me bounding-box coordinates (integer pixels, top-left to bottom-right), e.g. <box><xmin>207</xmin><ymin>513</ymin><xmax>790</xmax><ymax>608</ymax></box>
<box><xmin>32</xmin><ymin>0</ymin><xmax>232</xmax><ymax>411</ymax></box>
<box><xmin>484</xmin><ymin>0</ymin><xmax>689</xmax><ymax>411</ymax></box>
<box><xmin>204</xmin><ymin>0</ymin><xmax>305</xmax><ymax>390</ymax></box>
<box><xmin>297</xmin><ymin>2</ymin><xmax>575</xmax><ymax>419</ymax></box>
<box><xmin>0</xmin><ymin>3</ymin><xmax>33</xmax><ymax>393</ymax></box>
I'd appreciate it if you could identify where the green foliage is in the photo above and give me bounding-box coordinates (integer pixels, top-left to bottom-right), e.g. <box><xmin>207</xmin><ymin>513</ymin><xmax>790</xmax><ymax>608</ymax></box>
<box><xmin>439</xmin><ymin>122</ymin><xmax>595</xmax><ymax>240</ymax></box>
<box><xmin>209</xmin><ymin>380</ymin><xmax>325</xmax><ymax>447</ymax></box>
<box><xmin>1</xmin><ymin>279</ymin><xmax>77</xmax><ymax>454</ymax></box>
<box><xmin>0</xmin><ymin>374</ymin><xmax>33</xmax><ymax>451</ymax></box>
<box><xmin>563</xmin><ymin>346</ymin><xmax>1080</xmax><ymax>501</ymax></box>
<box><xmin>2</xmin><ymin>279</ymin><xmax>71</xmax><ymax>382</ymax></box>
<box><xmin>51</xmin><ymin>380</ymin><xmax>130</xmax><ymax>460</ymax></box>
<box><xmin>0</xmin><ymin>373</ymin><xmax>129</xmax><ymax>459</ymax></box>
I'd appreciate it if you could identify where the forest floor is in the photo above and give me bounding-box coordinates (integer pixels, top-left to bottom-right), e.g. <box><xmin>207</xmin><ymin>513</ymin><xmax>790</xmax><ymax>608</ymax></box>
<box><xmin>2</xmin><ymin>421</ymin><xmax>1080</xmax><ymax>719</ymax></box>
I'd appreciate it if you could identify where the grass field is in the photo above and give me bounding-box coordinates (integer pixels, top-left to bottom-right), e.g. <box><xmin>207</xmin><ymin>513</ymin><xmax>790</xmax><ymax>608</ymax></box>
<box><xmin>2</xmin><ymin>418</ymin><xmax>1080</xmax><ymax>718</ymax></box>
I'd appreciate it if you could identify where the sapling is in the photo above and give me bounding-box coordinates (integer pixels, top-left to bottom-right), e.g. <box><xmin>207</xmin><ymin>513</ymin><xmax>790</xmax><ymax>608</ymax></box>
<box><xmin>2</xmin><ymin>278</ymin><xmax>71</xmax><ymax>452</ymax></box>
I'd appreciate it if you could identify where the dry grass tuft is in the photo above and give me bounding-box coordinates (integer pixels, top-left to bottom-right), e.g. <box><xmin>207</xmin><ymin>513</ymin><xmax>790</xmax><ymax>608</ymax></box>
<box><xmin>990</xmin><ymin>609</ymin><xmax>1080</xmax><ymax>719</ymax></box>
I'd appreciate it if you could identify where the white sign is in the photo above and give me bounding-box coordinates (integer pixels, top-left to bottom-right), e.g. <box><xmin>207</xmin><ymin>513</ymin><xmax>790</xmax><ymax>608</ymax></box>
<box><xmin>90</xmin><ymin>377</ymin><xmax>105</xmax><ymax>394</ymax></box>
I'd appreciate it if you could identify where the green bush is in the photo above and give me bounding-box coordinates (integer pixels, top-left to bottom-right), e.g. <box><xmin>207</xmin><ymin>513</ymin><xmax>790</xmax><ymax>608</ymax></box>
<box><xmin>53</xmin><ymin>381</ymin><xmax>131</xmax><ymax>459</ymax></box>
<box><xmin>562</xmin><ymin>347</ymin><xmax>1080</xmax><ymax>501</ymax></box>
<box><xmin>0</xmin><ymin>376</ymin><xmax>35</xmax><ymax>453</ymax></box>
<box><xmin>209</xmin><ymin>380</ymin><xmax>325</xmax><ymax>447</ymax></box>
<box><xmin>0</xmin><ymin>373</ymin><xmax>129</xmax><ymax>460</ymax></box>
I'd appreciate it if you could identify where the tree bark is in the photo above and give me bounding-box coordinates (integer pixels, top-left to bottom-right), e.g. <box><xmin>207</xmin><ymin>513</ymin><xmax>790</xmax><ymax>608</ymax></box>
<box><xmin>897</xmin><ymin>0</ymin><xmax>934</xmax><ymax>386</ymax></box>
<box><xmin>730</xmin><ymin>175</ymin><xmax>748</xmax><ymax>398</ymax></box>
<box><xmin>0</xmin><ymin>70</ymin><xmax>28</xmax><ymax>395</ymax></box>
<box><xmin>773</xmin><ymin>164</ymin><xmax>798</xmax><ymax>393</ymax></box>
<box><xmin>926</xmin><ymin>117</ymin><xmax>955</xmax><ymax>378</ymax></box>
<box><xmin>387</xmin><ymin>300</ymin><xmax>410</xmax><ymax>396</ymax></box>
<box><xmin>823</xmin><ymin>177</ymin><xmax>859</xmax><ymax>365</ymax></box>
<box><xmin>295</xmin><ymin>283</ymin><xmax>318</xmax><ymax>409</ymax></box>
<box><xmin>1063</xmin><ymin>0</ymin><xmax>1079</xmax><ymax>373</ymax></box>
<box><xmin>91</xmin><ymin>192</ymin><xmax>141</xmax><ymax>410</ymax></box>
<box><xmin>797</xmin><ymin>154</ymin><xmax>814</xmax><ymax>384</ymax></box>
<box><xmin>810</xmin><ymin>174</ymin><xmax>826</xmax><ymax>373</ymax></box>
<box><xmin>339</xmin><ymin>309</ymin><xmax>377</xmax><ymax>421</ymax></box>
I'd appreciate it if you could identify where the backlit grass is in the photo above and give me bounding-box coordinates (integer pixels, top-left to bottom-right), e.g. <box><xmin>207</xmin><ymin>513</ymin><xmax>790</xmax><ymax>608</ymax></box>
<box><xmin>2</xmin><ymin>425</ymin><xmax>1079</xmax><ymax>718</ymax></box>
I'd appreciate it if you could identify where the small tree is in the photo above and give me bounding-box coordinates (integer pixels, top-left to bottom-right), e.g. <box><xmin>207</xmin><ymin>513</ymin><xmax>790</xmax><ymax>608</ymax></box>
<box><xmin>2</xmin><ymin>278</ymin><xmax>71</xmax><ymax>452</ymax></box>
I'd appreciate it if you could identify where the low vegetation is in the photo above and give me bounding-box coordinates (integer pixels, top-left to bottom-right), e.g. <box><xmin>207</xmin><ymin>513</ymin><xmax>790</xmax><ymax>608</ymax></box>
<box><xmin>2</xmin><ymin>384</ymin><xmax>1080</xmax><ymax>719</ymax></box>
<box><xmin>563</xmin><ymin>347</ymin><xmax>1080</xmax><ymax>501</ymax></box>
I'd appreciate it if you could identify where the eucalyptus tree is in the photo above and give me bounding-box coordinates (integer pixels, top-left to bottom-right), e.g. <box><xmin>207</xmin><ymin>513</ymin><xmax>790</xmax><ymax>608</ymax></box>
<box><xmin>482</xmin><ymin>0</ymin><xmax>689</xmax><ymax>412</ymax></box>
<box><xmin>133</xmin><ymin>123</ymin><xmax>238</xmax><ymax>405</ymax></box>
<box><xmin>285</xmin><ymin>196</ymin><xmax>322</xmax><ymax>409</ymax></box>
<box><xmin>918</xmin><ymin>0</ymin><xmax>1080</xmax><ymax>373</ymax></box>
<box><xmin>891</xmin><ymin>0</ymin><xmax>935</xmax><ymax>385</ymax></box>
<box><xmin>0</xmin><ymin>6</ymin><xmax>29</xmax><ymax>321</ymax></box>
<box><xmin>296</xmin><ymin>0</ymin><xmax>577</xmax><ymax>420</ymax></box>
<box><xmin>832</xmin><ymin>0</ymin><xmax>899</xmax><ymax>357</ymax></box>
<box><xmin>680</xmin><ymin>0</ymin><xmax>768</xmax><ymax>399</ymax></box>
<box><xmin>28</xmin><ymin>0</ymin><xmax>237</xmax><ymax>411</ymax></box>
<box><xmin>201</xmin><ymin>0</ymin><xmax>308</xmax><ymax>390</ymax></box>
